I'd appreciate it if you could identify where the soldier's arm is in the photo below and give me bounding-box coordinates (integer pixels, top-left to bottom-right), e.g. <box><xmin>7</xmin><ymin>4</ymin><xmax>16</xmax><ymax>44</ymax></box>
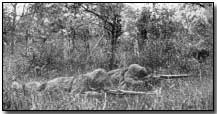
<box><xmin>37</xmin><ymin>82</ymin><xmax>47</xmax><ymax>91</ymax></box>
<box><xmin>124</xmin><ymin>75</ymin><xmax>144</xmax><ymax>85</ymax></box>
<box><xmin>143</xmin><ymin>73</ymin><xmax>153</xmax><ymax>79</ymax></box>
<box><xmin>108</xmin><ymin>69</ymin><xmax>121</xmax><ymax>76</ymax></box>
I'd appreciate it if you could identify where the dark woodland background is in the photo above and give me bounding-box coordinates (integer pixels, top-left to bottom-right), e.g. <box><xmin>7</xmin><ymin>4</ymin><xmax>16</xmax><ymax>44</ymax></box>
<box><xmin>3</xmin><ymin>3</ymin><xmax>214</xmax><ymax>110</ymax></box>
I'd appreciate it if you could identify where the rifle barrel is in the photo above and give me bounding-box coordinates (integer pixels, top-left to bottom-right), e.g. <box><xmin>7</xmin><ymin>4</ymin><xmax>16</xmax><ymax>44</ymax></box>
<box><xmin>153</xmin><ymin>74</ymin><xmax>192</xmax><ymax>79</ymax></box>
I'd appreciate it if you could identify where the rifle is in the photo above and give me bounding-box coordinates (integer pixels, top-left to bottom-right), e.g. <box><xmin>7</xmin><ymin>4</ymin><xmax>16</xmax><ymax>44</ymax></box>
<box><xmin>103</xmin><ymin>88</ymin><xmax>160</xmax><ymax>95</ymax></box>
<box><xmin>83</xmin><ymin>74</ymin><xmax>194</xmax><ymax>96</ymax></box>
<box><xmin>142</xmin><ymin>73</ymin><xmax>194</xmax><ymax>80</ymax></box>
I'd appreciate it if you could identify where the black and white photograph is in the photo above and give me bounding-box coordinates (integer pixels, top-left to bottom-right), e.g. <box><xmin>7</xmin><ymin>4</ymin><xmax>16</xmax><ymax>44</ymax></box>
<box><xmin>2</xmin><ymin>3</ymin><xmax>214</xmax><ymax>110</ymax></box>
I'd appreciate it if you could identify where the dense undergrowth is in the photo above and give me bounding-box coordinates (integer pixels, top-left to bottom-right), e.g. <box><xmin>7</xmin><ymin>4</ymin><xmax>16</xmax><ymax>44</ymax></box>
<box><xmin>3</xmin><ymin>43</ymin><xmax>213</xmax><ymax>110</ymax></box>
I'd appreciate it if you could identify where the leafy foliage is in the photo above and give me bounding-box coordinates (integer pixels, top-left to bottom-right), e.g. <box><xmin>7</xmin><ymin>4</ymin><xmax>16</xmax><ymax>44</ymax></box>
<box><xmin>3</xmin><ymin>3</ymin><xmax>213</xmax><ymax>110</ymax></box>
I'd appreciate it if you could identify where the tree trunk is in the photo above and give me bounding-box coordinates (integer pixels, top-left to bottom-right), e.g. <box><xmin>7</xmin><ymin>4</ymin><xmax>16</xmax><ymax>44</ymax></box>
<box><xmin>25</xmin><ymin>30</ymin><xmax>29</xmax><ymax>55</ymax></box>
<box><xmin>109</xmin><ymin>28</ymin><xmax>117</xmax><ymax>70</ymax></box>
<box><xmin>11</xmin><ymin>3</ymin><xmax>17</xmax><ymax>55</ymax></box>
<box><xmin>137</xmin><ymin>30</ymin><xmax>147</xmax><ymax>54</ymax></box>
<box><xmin>63</xmin><ymin>38</ymin><xmax>70</xmax><ymax>61</ymax></box>
<box><xmin>11</xmin><ymin>35</ymin><xmax>15</xmax><ymax>55</ymax></box>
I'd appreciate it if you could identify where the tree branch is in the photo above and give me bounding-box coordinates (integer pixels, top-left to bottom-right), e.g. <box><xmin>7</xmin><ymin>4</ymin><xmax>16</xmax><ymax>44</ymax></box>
<box><xmin>88</xmin><ymin>21</ymin><xmax>112</xmax><ymax>32</ymax></box>
<box><xmin>81</xmin><ymin>4</ymin><xmax>113</xmax><ymax>26</ymax></box>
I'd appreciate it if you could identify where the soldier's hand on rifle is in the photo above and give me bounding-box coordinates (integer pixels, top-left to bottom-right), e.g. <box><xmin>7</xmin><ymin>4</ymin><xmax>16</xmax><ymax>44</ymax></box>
<box><xmin>134</xmin><ymin>80</ymin><xmax>144</xmax><ymax>85</ymax></box>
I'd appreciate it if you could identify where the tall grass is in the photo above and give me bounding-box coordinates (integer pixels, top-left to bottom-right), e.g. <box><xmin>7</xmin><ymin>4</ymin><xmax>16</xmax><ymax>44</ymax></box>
<box><xmin>3</xmin><ymin>68</ymin><xmax>213</xmax><ymax>110</ymax></box>
<box><xmin>3</xmin><ymin>38</ymin><xmax>213</xmax><ymax>110</ymax></box>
